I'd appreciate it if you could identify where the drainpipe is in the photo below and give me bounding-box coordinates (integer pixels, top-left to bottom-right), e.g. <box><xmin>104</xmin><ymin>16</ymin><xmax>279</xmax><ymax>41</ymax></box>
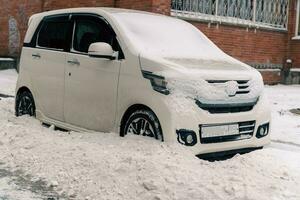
<box><xmin>41</xmin><ymin>0</ymin><xmax>45</xmax><ymax>12</ymax></box>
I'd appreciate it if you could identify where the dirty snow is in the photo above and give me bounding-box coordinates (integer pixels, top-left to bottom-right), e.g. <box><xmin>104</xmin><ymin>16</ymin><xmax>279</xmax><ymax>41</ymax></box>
<box><xmin>0</xmin><ymin>69</ymin><xmax>300</xmax><ymax>200</ymax></box>
<box><xmin>265</xmin><ymin>84</ymin><xmax>300</xmax><ymax>146</ymax></box>
<box><xmin>0</xmin><ymin>69</ymin><xmax>17</xmax><ymax>96</ymax></box>
<box><xmin>0</xmin><ymin>177</ymin><xmax>41</xmax><ymax>200</ymax></box>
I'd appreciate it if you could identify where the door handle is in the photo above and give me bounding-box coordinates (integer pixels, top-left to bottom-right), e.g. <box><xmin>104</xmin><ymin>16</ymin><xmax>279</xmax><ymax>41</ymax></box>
<box><xmin>67</xmin><ymin>59</ymin><xmax>80</xmax><ymax>66</ymax></box>
<box><xmin>32</xmin><ymin>53</ymin><xmax>41</xmax><ymax>59</ymax></box>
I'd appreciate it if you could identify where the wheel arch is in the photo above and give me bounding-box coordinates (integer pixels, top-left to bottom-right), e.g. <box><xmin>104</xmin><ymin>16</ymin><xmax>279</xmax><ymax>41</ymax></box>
<box><xmin>119</xmin><ymin>104</ymin><xmax>162</xmax><ymax>137</ymax></box>
<box><xmin>16</xmin><ymin>86</ymin><xmax>32</xmax><ymax>97</ymax></box>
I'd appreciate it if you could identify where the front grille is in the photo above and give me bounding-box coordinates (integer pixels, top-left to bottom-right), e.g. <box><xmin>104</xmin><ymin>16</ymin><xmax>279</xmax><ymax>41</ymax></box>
<box><xmin>196</xmin><ymin>101</ymin><xmax>254</xmax><ymax>113</ymax></box>
<box><xmin>195</xmin><ymin>100</ymin><xmax>257</xmax><ymax>114</ymax></box>
<box><xmin>199</xmin><ymin>121</ymin><xmax>256</xmax><ymax>144</ymax></box>
<box><xmin>196</xmin><ymin>80</ymin><xmax>256</xmax><ymax>114</ymax></box>
<box><xmin>207</xmin><ymin>80</ymin><xmax>250</xmax><ymax>95</ymax></box>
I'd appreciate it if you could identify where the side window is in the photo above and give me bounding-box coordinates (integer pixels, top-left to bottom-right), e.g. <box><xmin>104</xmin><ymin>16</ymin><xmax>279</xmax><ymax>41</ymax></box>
<box><xmin>73</xmin><ymin>19</ymin><xmax>114</xmax><ymax>53</ymax></box>
<box><xmin>38</xmin><ymin>17</ymin><xmax>70</xmax><ymax>50</ymax></box>
<box><xmin>297</xmin><ymin>0</ymin><xmax>300</xmax><ymax>36</ymax></box>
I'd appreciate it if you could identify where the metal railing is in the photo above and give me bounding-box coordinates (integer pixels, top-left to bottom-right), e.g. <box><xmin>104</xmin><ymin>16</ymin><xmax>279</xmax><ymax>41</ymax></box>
<box><xmin>171</xmin><ymin>0</ymin><xmax>289</xmax><ymax>30</ymax></box>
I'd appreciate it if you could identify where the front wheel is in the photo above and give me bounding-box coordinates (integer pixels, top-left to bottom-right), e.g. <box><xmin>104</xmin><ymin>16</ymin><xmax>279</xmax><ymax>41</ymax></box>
<box><xmin>15</xmin><ymin>91</ymin><xmax>36</xmax><ymax>117</ymax></box>
<box><xmin>124</xmin><ymin>110</ymin><xmax>163</xmax><ymax>141</ymax></box>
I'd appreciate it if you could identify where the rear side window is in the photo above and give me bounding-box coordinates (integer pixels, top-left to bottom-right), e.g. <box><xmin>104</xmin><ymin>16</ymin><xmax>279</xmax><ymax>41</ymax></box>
<box><xmin>38</xmin><ymin>17</ymin><xmax>70</xmax><ymax>50</ymax></box>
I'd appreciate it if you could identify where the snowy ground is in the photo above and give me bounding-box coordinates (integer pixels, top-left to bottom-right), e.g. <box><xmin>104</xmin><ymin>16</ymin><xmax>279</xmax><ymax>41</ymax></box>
<box><xmin>0</xmin><ymin>69</ymin><xmax>300</xmax><ymax>200</ymax></box>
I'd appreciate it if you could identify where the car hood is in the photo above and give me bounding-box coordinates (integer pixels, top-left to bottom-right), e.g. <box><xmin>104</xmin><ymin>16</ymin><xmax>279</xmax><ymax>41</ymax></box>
<box><xmin>139</xmin><ymin>55</ymin><xmax>264</xmax><ymax>103</ymax></box>
<box><xmin>140</xmin><ymin>55</ymin><xmax>254</xmax><ymax>80</ymax></box>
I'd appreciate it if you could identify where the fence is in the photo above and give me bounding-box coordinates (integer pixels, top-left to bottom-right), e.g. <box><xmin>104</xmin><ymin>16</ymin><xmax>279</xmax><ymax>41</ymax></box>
<box><xmin>171</xmin><ymin>0</ymin><xmax>289</xmax><ymax>30</ymax></box>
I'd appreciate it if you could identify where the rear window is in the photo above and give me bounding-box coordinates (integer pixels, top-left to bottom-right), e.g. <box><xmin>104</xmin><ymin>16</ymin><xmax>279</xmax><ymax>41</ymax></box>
<box><xmin>37</xmin><ymin>17</ymin><xmax>70</xmax><ymax>50</ymax></box>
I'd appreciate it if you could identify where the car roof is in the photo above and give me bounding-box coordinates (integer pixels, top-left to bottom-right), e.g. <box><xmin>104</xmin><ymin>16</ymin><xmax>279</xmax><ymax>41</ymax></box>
<box><xmin>24</xmin><ymin>7</ymin><xmax>163</xmax><ymax>44</ymax></box>
<box><xmin>35</xmin><ymin>7</ymin><xmax>154</xmax><ymax>17</ymax></box>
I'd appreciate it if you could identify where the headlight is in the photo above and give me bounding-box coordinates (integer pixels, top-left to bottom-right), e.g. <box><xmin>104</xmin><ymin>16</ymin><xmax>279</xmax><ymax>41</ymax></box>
<box><xmin>142</xmin><ymin>70</ymin><xmax>170</xmax><ymax>95</ymax></box>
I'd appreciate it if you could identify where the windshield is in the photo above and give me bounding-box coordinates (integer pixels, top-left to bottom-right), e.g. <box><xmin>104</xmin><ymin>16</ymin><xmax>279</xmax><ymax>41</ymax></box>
<box><xmin>112</xmin><ymin>12</ymin><xmax>231</xmax><ymax>61</ymax></box>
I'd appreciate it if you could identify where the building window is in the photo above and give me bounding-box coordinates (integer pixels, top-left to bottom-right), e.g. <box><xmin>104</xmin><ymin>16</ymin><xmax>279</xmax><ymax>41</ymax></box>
<box><xmin>171</xmin><ymin>0</ymin><xmax>289</xmax><ymax>30</ymax></box>
<box><xmin>296</xmin><ymin>0</ymin><xmax>300</xmax><ymax>36</ymax></box>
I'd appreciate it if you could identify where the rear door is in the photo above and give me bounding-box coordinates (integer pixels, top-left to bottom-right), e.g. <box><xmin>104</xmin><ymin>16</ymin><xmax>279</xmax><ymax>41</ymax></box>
<box><xmin>29</xmin><ymin>15</ymin><xmax>72</xmax><ymax>121</ymax></box>
<box><xmin>64</xmin><ymin>15</ymin><xmax>122</xmax><ymax>132</ymax></box>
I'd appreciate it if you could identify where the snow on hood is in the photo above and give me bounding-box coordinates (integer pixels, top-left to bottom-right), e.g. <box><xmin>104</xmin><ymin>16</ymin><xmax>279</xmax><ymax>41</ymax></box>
<box><xmin>140</xmin><ymin>55</ymin><xmax>264</xmax><ymax>103</ymax></box>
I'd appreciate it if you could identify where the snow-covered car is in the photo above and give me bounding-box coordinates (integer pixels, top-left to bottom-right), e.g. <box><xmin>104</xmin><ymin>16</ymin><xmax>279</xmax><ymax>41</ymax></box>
<box><xmin>15</xmin><ymin>8</ymin><xmax>271</xmax><ymax>156</ymax></box>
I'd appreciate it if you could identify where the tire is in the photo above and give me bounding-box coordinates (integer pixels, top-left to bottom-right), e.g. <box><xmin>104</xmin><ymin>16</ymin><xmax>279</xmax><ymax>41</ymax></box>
<box><xmin>123</xmin><ymin>110</ymin><xmax>163</xmax><ymax>141</ymax></box>
<box><xmin>15</xmin><ymin>90</ymin><xmax>36</xmax><ymax>117</ymax></box>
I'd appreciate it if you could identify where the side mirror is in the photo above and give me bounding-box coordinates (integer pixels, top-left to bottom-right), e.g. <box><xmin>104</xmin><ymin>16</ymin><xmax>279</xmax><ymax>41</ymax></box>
<box><xmin>88</xmin><ymin>42</ymin><xmax>118</xmax><ymax>60</ymax></box>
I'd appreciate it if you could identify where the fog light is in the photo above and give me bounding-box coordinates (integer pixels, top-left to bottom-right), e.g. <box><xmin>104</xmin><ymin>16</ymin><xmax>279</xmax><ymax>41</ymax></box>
<box><xmin>186</xmin><ymin>135</ymin><xmax>194</xmax><ymax>144</ymax></box>
<box><xmin>256</xmin><ymin>123</ymin><xmax>269</xmax><ymax>138</ymax></box>
<box><xmin>176</xmin><ymin>129</ymin><xmax>197</xmax><ymax>146</ymax></box>
<box><xmin>259</xmin><ymin>127</ymin><xmax>265</xmax><ymax>136</ymax></box>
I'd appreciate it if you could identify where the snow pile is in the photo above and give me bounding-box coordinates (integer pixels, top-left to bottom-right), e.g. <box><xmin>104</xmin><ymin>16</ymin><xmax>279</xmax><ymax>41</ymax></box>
<box><xmin>0</xmin><ymin>69</ymin><xmax>17</xmax><ymax>96</ymax></box>
<box><xmin>0</xmin><ymin>70</ymin><xmax>300</xmax><ymax>200</ymax></box>
<box><xmin>0</xmin><ymin>97</ymin><xmax>299</xmax><ymax>200</ymax></box>
<box><xmin>265</xmin><ymin>85</ymin><xmax>300</xmax><ymax>146</ymax></box>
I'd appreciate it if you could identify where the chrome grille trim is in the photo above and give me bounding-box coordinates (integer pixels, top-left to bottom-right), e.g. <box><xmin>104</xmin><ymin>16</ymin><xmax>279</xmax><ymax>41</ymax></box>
<box><xmin>239</xmin><ymin>124</ymin><xmax>255</xmax><ymax>129</ymax></box>
<box><xmin>207</xmin><ymin>80</ymin><xmax>251</xmax><ymax>95</ymax></box>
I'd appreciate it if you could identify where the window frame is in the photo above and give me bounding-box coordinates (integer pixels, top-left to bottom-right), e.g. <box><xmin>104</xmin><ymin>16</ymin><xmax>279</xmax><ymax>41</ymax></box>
<box><xmin>36</xmin><ymin>15</ymin><xmax>72</xmax><ymax>51</ymax></box>
<box><xmin>296</xmin><ymin>0</ymin><xmax>300</xmax><ymax>37</ymax></box>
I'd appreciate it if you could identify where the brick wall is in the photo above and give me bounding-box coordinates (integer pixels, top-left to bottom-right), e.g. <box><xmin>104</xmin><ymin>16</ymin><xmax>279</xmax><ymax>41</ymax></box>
<box><xmin>0</xmin><ymin>0</ymin><xmax>43</xmax><ymax>56</ymax></box>
<box><xmin>116</xmin><ymin>0</ymin><xmax>153</xmax><ymax>12</ymax></box>
<box><xmin>0</xmin><ymin>0</ymin><xmax>299</xmax><ymax>84</ymax></box>
<box><xmin>259</xmin><ymin>70</ymin><xmax>282</xmax><ymax>85</ymax></box>
<box><xmin>190</xmin><ymin>22</ymin><xmax>287</xmax><ymax>67</ymax></box>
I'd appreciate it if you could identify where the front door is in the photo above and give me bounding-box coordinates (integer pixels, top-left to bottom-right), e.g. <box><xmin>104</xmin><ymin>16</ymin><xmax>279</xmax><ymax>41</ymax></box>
<box><xmin>64</xmin><ymin>15</ymin><xmax>122</xmax><ymax>132</ymax></box>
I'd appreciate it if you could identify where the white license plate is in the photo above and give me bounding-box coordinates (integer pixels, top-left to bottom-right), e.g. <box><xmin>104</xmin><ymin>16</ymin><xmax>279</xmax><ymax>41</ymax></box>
<box><xmin>201</xmin><ymin>124</ymin><xmax>239</xmax><ymax>138</ymax></box>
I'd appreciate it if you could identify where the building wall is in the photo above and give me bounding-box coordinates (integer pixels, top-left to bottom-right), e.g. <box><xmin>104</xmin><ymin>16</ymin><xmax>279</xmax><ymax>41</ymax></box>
<box><xmin>190</xmin><ymin>22</ymin><xmax>287</xmax><ymax>67</ymax></box>
<box><xmin>0</xmin><ymin>0</ymin><xmax>299</xmax><ymax>84</ymax></box>
<box><xmin>184</xmin><ymin>22</ymin><xmax>287</xmax><ymax>84</ymax></box>
<box><xmin>0</xmin><ymin>0</ymin><xmax>43</xmax><ymax>56</ymax></box>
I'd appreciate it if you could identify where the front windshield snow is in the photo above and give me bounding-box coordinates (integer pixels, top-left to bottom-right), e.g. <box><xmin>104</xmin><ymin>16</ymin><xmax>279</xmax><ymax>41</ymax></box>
<box><xmin>112</xmin><ymin>12</ymin><xmax>231</xmax><ymax>60</ymax></box>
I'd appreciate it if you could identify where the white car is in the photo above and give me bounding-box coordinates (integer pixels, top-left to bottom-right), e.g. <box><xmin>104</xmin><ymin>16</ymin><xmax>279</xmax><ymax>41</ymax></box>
<box><xmin>16</xmin><ymin>8</ymin><xmax>271</xmax><ymax>157</ymax></box>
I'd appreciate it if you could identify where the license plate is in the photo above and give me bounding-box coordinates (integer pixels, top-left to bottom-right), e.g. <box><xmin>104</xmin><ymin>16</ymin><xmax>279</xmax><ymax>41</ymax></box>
<box><xmin>201</xmin><ymin>124</ymin><xmax>239</xmax><ymax>138</ymax></box>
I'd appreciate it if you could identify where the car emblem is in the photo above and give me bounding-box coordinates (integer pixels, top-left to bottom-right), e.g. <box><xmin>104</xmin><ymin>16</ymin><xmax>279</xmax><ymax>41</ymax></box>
<box><xmin>226</xmin><ymin>81</ymin><xmax>239</xmax><ymax>97</ymax></box>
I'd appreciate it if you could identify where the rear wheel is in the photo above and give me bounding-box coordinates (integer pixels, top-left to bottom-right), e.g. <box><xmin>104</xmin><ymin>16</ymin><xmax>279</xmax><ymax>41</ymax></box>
<box><xmin>123</xmin><ymin>110</ymin><xmax>163</xmax><ymax>141</ymax></box>
<box><xmin>15</xmin><ymin>90</ymin><xmax>36</xmax><ymax>117</ymax></box>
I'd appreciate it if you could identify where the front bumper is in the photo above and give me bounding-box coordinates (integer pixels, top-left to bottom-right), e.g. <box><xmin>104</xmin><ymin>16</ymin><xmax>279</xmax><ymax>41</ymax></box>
<box><xmin>165</xmin><ymin>93</ymin><xmax>271</xmax><ymax>155</ymax></box>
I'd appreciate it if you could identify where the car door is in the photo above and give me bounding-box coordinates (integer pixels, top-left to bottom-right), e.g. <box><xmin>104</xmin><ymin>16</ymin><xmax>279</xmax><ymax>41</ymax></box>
<box><xmin>64</xmin><ymin>15</ymin><xmax>122</xmax><ymax>132</ymax></box>
<box><xmin>29</xmin><ymin>15</ymin><xmax>72</xmax><ymax>121</ymax></box>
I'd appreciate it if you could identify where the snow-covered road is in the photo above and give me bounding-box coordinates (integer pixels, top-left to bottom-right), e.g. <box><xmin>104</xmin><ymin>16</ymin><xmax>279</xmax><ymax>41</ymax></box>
<box><xmin>0</xmin><ymin>69</ymin><xmax>300</xmax><ymax>200</ymax></box>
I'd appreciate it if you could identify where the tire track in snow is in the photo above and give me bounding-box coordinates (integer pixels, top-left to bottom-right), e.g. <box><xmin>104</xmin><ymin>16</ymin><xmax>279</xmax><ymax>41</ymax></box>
<box><xmin>268</xmin><ymin>140</ymin><xmax>300</xmax><ymax>152</ymax></box>
<box><xmin>0</xmin><ymin>163</ymin><xmax>66</xmax><ymax>200</ymax></box>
